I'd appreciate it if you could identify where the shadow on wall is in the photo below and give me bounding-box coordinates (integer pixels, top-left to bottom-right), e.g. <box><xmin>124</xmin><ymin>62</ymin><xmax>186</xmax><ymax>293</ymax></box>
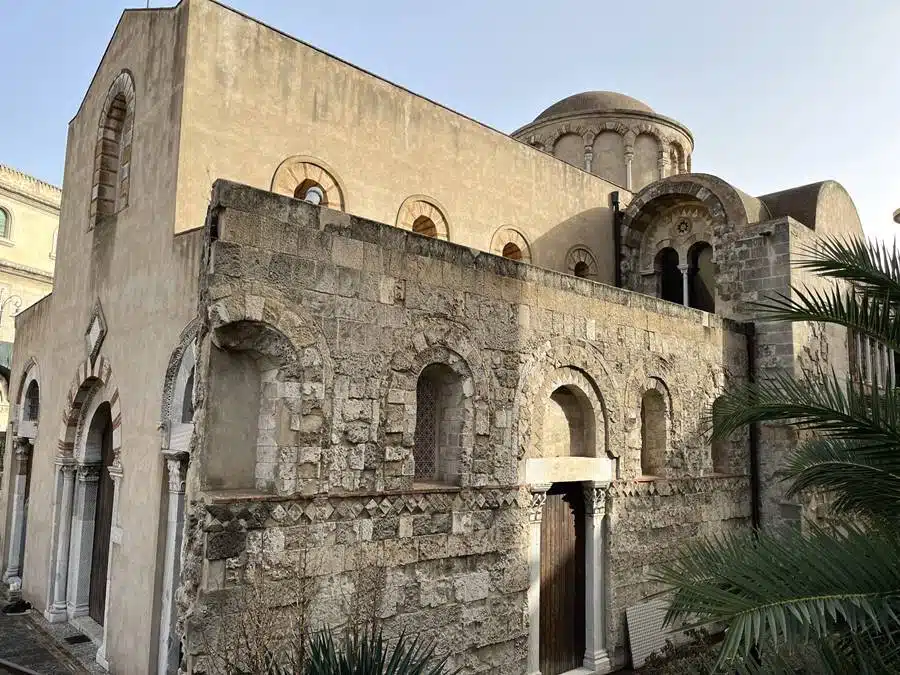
<box><xmin>530</xmin><ymin>206</ymin><xmax>614</xmax><ymax>283</ymax></box>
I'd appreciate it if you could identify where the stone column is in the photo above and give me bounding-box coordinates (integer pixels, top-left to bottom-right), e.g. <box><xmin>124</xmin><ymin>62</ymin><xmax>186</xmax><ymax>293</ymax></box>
<box><xmin>46</xmin><ymin>460</ymin><xmax>76</xmax><ymax>623</ymax></box>
<box><xmin>96</xmin><ymin>459</ymin><xmax>123</xmax><ymax>670</ymax></box>
<box><xmin>624</xmin><ymin>149</ymin><xmax>634</xmax><ymax>191</ymax></box>
<box><xmin>584</xmin><ymin>147</ymin><xmax>593</xmax><ymax>174</ymax></box>
<box><xmin>66</xmin><ymin>464</ymin><xmax>101</xmax><ymax>617</ymax></box>
<box><xmin>583</xmin><ymin>483</ymin><xmax>612</xmax><ymax>673</ymax></box>
<box><xmin>3</xmin><ymin>438</ymin><xmax>32</xmax><ymax>589</ymax></box>
<box><xmin>678</xmin><ymin>264</ymin><xmax>690</xmax><ymax>307</ymax></box>
<box><xmin>657</xmin><ymin>151</ymin><xmax>667</xmax><ymax>180</ymax></box>
<box><xmin>158</xmin><ymin>452</ymin><xmax>188</xmax><ymax>675</ymax></box>
<box><xmin>527</xmin><ymin>485</ymin><xmax>549</xmax><ymax>675</ymax></box>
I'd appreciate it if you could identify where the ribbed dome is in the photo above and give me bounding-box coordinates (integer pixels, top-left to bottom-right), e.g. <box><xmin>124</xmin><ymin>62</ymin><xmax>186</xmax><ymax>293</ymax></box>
<box><xmin>534</xmin><ymin>91</ymin><xmax>654</xmax><ymax>121</ymax></box>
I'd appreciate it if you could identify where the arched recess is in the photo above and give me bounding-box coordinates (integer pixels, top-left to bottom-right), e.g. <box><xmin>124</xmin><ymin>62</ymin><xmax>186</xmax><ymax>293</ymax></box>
<box><xmin>490</xmin><ymin>227</ymin><xmax>532</xmax><ymax>264</ymax></box>
<box><xmin>90</xmin><ymin>70</ymin><xmax>135</xmax><ymax>227</ymax></box>
<box><xmin>46</xmin><ymin>356</ymin><xmax>122</xmax><ymax>668</ymax></box>
<box><xmin>206</xmin><ymin>293</ymin><xmax>333</xmax><ymax>495</ymax></box>
<box><xmin>161</xmin><ymin>319</ymin><xmax>199</xmax><ymax>451</ymax></box>
<box><xmin>688</xmin><ymin>241</ymin><xmax>715</xmax><ymax>312</ymax></box>
<box><xmin>566</xmin><ymin>246</ymin><xmax>599</xmax><ymax>279</ymax></box>
<box><xmin>624</xmin><ymin>373</ymin><xmax>674</xmax><ymax>479</ymax></box>
<box><xmin>3</xmin><ymin>359</ymin><xmax>40</xmax><ymax>591</ymax></box>
<box><xmin>382</xmin><ymin>342</ymin><xmax>480</xmax><ymax>488</ymax></box>
<box><xmin>553</xmin><ymin>132</ymin><xmax>586</xmax><ymax>168</ymax></box>
<box><xmin>396</xmin><ymin>196</ymin><xmax>450</xmax><ymax>241</ymax></box>
<box><xmin>513</xmin><ymin>338</ymin><xmax>621</xmax><ymax>469</ymax></box>
<box><xmin>654</xmin><ymin>247</ymin><xmax>682</xmax><ymax>304</ymax></box>
<box><xmin>271</xmin><ymin>155</ymin><xmax>346</xmax><ymax>211</ymax></box>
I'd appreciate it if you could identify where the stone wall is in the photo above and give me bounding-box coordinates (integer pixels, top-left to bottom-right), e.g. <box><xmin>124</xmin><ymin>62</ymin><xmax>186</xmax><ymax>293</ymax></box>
<box><xmin>181</xmin><ymin>181</ymin><xmax>752</xmax><ymax>672</ymax></box>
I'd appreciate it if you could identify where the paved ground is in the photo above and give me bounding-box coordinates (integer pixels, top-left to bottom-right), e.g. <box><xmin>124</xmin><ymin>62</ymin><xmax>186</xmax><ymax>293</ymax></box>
<box><xmin>0</xmin><ymin>611</ymin><xmax>88</xmax><ymax>675</ymax></box>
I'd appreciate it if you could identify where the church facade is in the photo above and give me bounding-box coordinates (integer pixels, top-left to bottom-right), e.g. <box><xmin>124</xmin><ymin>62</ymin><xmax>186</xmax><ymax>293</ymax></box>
<box><xmin>0</xmin><ymin>1</ymin><xmax>866</xmax><ymax>673</ymax></box>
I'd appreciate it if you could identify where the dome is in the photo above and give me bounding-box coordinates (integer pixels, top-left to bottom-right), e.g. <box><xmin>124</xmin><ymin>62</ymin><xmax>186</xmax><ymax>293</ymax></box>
<box><xmin>534</xmin><ymin>91</ymin><xmax>655</xmax><ymax>122</ymax></box>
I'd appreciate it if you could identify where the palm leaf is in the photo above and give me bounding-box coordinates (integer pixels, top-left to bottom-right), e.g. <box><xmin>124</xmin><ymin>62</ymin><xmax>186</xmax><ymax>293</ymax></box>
<box><xmin>652</xmin><ymin>523</ymin><xmax>900</xmax><ymax>666</ymax></box>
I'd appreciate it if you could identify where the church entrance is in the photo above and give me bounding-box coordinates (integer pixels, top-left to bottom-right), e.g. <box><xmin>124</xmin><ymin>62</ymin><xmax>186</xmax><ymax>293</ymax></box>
<box><xmin>539</xmin><ymin>482</ymin><xmax>586</xmax><ymax>675</ymax></box>
<box><xmin>89</xmin><ymin>404</ymin><xmax>114</xmax><ymax>625</ymax></box>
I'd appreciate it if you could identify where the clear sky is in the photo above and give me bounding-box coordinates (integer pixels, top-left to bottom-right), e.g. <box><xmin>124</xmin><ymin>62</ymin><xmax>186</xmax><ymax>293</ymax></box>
<box><xmin>2</xmin><ymin>0</ymin><xmax>899</xmax><ymax>240</ymax></box>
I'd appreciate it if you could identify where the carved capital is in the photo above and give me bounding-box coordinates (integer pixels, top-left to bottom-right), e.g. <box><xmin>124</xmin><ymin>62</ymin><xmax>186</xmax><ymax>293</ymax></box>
<box><xmin>165</xmin><ymin>453</ymin><xmax>189</xmax><ymax>494</ymax></box>
<box><xmin>13</xmin><ymin>437</ymin><xmax>32</xmax><ymax>460</ymax></box>
<box><xmin>58</xmin><ymin>462</ymin><xmax>77</xmax><ymax>477</ymax></box>
<box><xmin>583</xmin><ymin>483</ymin><xmax>610</xmax><ymax>516</ymax></box>
<box><xmin>528</xmin><ymin>484</ymin><xmax>550</xmax><ymax>523</ymax></box>
<box><xmin>77</xmin><ymin>464</ymin><xmax>101</xmax><ymax>483</ymax></box>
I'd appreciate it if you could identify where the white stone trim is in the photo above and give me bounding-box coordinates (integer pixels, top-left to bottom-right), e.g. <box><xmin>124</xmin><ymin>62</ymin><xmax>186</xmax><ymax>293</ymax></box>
<box><xmin>527</xmin><ymin>479</ymin><xmax>613</xmax><ymax>675</ymax></box>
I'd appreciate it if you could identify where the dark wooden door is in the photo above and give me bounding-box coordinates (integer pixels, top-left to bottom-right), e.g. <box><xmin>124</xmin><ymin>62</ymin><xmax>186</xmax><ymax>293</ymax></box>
<box><xmin>540</xmin><ymin>483</ymin><xmax>586</xmax><ymax>675</ymax></box>
<box><xmin>89</xmin><ymin>407</ymin><xmax>114</xmax><ymax>625</ymax></box>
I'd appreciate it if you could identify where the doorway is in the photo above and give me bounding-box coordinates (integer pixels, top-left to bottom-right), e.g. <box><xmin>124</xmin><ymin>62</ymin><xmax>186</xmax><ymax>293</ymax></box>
<box><xmin>89</xmin><ymin>403</ymin><xmax>114</xmax><ymax>625</ymax></box>
<box><xmin>539</xmin><ymin>482</ymin><xmax>586</xmax><ymax>675</ymax></box>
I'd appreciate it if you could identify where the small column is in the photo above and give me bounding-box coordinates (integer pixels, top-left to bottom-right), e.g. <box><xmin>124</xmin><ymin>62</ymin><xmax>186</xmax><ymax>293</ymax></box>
<box><xmin>97</xmin><ymin>458</ymin><xmax>124</xmax><ymax>670</ymax></box>
<box><xmin>527</xmin><ymin>485</ymin><xmax>550</xmax><ymax>675</ymax></box>
<box><xmin>583</xmin><ymin>483</ymin><xmax>612</xmax><ymax>673</ymax></box>
<box><xmin>158</xmin><ymin>452</ymin><xmax>188</xmax><ymax>675</ymax></box>
<box><xmin>66</xmin><ymin>464</ymin><xmax>101</xmax><ymax>617</ymax></box>
<box><xmin>678</xmin><ymin>264</ymin><xmax>690</xmax><ymax>307</ymax></box>
<box><xmin>657</xmin><ymin>151</ymin><xmax>668</xmax><ymax>180</ymax></box>
<box><xmin>3</xmin><ymin>438</ymin><xmax>33</xmax><ymax>589</ymax></box>
<box><xmin>46</xmin><ymin>460</ymin><xmax>76</xmax><ymax>623</ymax></box>
<box><xmin>624</xmin><ymin>149</ymin><xmax>634</xmax><ymax>191</ymax></box>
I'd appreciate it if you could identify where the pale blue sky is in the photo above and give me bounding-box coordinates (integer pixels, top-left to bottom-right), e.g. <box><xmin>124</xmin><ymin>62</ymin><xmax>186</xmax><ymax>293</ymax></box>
<box><xmin>2</xmin><ymin>0</ymin><xmax>899</xmax><ymax>239</ymax></box>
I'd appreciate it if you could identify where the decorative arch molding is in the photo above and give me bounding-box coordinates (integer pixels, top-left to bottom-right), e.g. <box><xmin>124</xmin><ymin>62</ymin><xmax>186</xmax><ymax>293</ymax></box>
<box><xmin>513</xmin><ymin>337</ymin><xmax>622</xmax><ymax>464</ymax></box>
<box><xmin>160</xmin><ymin>319</ymin><xmax>199</xmax><ymax>424</ymax></box>
<box><xmin>207</xmin><ymin>293</ymin><xmax>334</xmax><ymax>395</ymax></box>
<box><xmin>16</xmin><ymin>357</ymin><xmax>39</xmax><ymax>412</ymax></box>
<box><xmin>90</xmin><ymin>70</ymin><xmax>136</xmax><ymax>226</ymax></box>
<box><xmin>58</xmin><ymin>355</ymin><xmax>122</xmax><ymax>467</ymax></box>
<box><xmin>270</xmin><ymin>155</ymin><xmax>347</xmax><ymax>211</ymax></box>
<box><xmin>566</xmin><ymin>246</ymin><xmax>599</xmax><ymax>279</ymax></box>
<box><xmin>395</xmin><ymin>195</ymin><xmax>450</xmax><ymax>241</ymax></box>
<box><xmin>490</xmin><ymin>226</ymin><xmax>533</xmax><ymax>263</ymax></box>
<box><xmin>638</xmin><ymin>202</ymin><xmax>715</xmax><ymax>274</ymax></box>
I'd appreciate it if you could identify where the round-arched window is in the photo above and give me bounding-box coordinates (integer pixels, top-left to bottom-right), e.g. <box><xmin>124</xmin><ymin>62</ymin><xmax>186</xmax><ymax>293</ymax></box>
<box><xmin>502</xmin><ymin>242</ymin><xmax>523</xmax><ymax>261</ymax></box>
<box><xmin>0</xmin><ymin>208</ymin><xmax>9</xmax><ymax>239</ymax></box>
<box><xmin>412</xmin><ymin>215</ymin><xmax>438</xmax><ymax>238</ymax></box>
<box><xmin>295</xmin><ymin>181</ymin><xmax>325</xmax><ymax>206</ymax></box>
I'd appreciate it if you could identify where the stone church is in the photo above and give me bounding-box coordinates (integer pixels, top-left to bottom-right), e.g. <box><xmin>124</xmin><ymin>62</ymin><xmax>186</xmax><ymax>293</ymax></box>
<box><xmin>0</xmin><ymin>0</ymin><xmax>870</xmax><ymax>673</ymax></box>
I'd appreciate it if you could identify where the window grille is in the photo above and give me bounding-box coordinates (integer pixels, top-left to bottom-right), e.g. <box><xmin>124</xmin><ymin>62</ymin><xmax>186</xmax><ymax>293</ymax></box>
<box><xmin>414</xmin><ymin>376</ymin><xmax>438</xmax><ymax>479</ymax></box>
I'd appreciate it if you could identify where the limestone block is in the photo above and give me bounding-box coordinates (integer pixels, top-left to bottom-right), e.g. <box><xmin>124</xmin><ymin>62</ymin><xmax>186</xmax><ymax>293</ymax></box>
<box><xmin>453</xmin><ymin>572</ymin><xmax>490</xmax><ymax>603</ymax></box>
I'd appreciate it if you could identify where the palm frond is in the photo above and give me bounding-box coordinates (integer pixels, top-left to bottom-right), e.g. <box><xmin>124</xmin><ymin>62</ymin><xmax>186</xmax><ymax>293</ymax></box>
<box><xmin>752</xmin><ymin>284</ymin><xmax>900</xmax><ymax>353</ymax></box>
<box><xmin>652</xmin><ymin>523</ymin><xmax>900</xmax><ymax>665</ymax></box>
<box><xmin>711</xmin><ymin>371</ymin><xmax>900</xmax><ymax>451</ymax></box>
<box><xmin>783</xmin><ymin>438</ymin><xmax>900</xmax><ymax>523</ymax></box>
<box><xmin>792</xmin><ymin>236</ymin><xmax>900</xmax><ymax>302</ymax></box>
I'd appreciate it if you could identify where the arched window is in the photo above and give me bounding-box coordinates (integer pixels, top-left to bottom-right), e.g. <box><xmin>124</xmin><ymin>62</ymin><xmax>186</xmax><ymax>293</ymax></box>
<box><xmin>90</xmin><ymin>71</ymin><xmax>135</xmax><ymax>226</ymax></box>
<box><xmin>24</xmin><ymin>380</ymin><xmax>39</xmax><ymax>421</ymax></box>
<box><xmin>490</xmin><ymin>227</ymin><xmax>532</xmax><ymax>264</ymax></box>
<box><xmin>0</xmin><ymin>207</ymin><xmax>10</xmax><ymax>239</ymax></box>
<box><xmin>545</xmin><ymin>385</ymin><xmax>595</xmax><ymax>457</ymax></box>
<box><xmin>502</xmin><ymin>242</ymin><xmax>523</xmax><ymax>261</ymax></box>
<box><xmin>414</xmin><ymin>364</ymin><xmax>463</xmax><ymax>484</ymax></box>
<box><xmin>272</xmin><ymin>157</ymin><xmax>345</xmax><ymax>211</ymax></box>
<box><xmin>655</xmin><ymin>247</ymin><xmax>682</xmax><ymax>304</ymax></box>
<box><xmin>294</xmin><ymin>180</ymin><xmax>325</xmax><ymax>206</ymax></box>
<box><xmin>412</xmin><ymin>215</ymin><xmax>438</xmax><ymax>238</ymax></box>
<box><xmin>688</xmin><ymin>242</ymin><xmax>715</xmax><ymax>312</ymax></box>
<box><xmin>640</xmin><ymin>389</ymin><xmax>666</xmax><ymax>476</ymax></box>
<box><xmin>566</xmin><ymin>246</ymin><xmax>598</xmax><ymax>279</ymax></box>
<box><xmin>181</xmin><ymin>367</ymin><xmax>195</xmax><ymax>423</ymax></box>
<box><xmin>710</xmin><ymin>397</ymin><xmax>728</xmax><ymax>473</ymax></box>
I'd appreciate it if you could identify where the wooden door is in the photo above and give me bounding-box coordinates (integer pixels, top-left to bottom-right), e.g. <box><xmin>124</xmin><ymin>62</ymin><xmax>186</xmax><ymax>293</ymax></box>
<box><xmin>89</xmin><ymin>408</ymin><xmax>114</xmax><ymax>625</ymax></box>
<box><xmin>540</xmin><ymin>483</ymin><xmax>586</xmax><ymax>675</ymax></box>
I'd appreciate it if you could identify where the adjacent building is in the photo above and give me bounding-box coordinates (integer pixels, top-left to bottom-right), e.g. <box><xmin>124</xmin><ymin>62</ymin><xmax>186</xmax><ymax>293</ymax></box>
<box><xmin>0</xmin><ymin>1</ymin><xmax>864</xmax><ymax>673</ymax></box>
<box><xmin>0</xmin><ymin>165</ymin><xmax>59</xmax><ymax>436</ymax></box>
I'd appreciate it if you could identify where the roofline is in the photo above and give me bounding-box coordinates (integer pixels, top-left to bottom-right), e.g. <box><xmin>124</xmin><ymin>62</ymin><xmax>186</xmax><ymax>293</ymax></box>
<box><xmin>70</xmin><ymin>2</ymin><xmax>183</xmax><ymax>123</ymax></box>
<box><xmin>203</xmin><ymin>0</ymin><xmax>571</xmax><ymax>154</ymax></box>
<box><xmin>511</xmin><ymin>108</ymin><xmax>695</xmax><ymax>146</ymax></box>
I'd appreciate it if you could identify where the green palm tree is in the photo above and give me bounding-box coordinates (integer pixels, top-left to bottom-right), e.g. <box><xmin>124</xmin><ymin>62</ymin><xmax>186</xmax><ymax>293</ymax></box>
<box><xmin>652</xmin><ymin>238</ymin><xmax>900</xmax><ymax>673</ymax></box>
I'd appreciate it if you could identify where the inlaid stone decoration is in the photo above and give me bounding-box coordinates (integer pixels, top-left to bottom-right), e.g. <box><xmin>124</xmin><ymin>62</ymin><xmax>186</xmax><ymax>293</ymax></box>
<box><xmin>84</xmin><ymin>300</ymin><xmax>107</xmax><ymax>366</ymax></box>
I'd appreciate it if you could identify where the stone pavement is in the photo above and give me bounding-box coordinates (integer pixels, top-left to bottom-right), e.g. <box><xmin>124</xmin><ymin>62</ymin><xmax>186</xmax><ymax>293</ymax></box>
<box><xmin>0</xmin><ymin>611</ymin><xmax>88</xmax><ymax>674</ymax></box>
